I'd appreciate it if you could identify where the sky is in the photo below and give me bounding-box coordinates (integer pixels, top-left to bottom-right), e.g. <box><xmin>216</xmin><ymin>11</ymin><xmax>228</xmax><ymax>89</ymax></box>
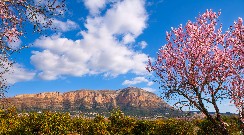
<box><xmin>4</xmin><ymin>0</ymin><xmax>244</xmax><ymax>113</ymax></box>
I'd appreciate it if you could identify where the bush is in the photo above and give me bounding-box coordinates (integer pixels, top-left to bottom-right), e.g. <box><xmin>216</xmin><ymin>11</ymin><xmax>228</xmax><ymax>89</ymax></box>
<box><xmin>154</xmin><ymin>119</ymin><xmax>196</xmax><ymax>135</ymax></box>
<box><xmin>88</xmin><ymin>115</ymin><xmax>109</xmax><ymax>135</ymax></box>
<box><xmin>132</xmin><ymin>120</ymin><xmax>155</xmax><ymax>135</ymax></box>
<box><xmin>108</xmin><ymin>109</ymin><xmax>136</xmax><ymax>134</ymax></box>
<box><xmin>38</xmin><ymin>111</ymin><xmax>72</xmax><ymax>135</ymax></box>
<box><xmin>71</xmin><ymin>115</ymin><xmax>90</xmax><ymax>134</ymax></box>
<box><xmin>196</xmin><ymin>116</ymin><xmax>240</xmax><ymax>135</ymax></box>
<box><xmin>0</xmin><ymin>107</ymin><xmax>241</xmax><ymax>134</ymax></box>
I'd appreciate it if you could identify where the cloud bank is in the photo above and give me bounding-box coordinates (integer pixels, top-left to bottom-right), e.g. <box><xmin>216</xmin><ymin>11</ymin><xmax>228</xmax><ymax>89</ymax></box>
<box><xmin>31</xmin><ymin>0</ymin><xmax>149</xmax><ymax>80</ymax></box>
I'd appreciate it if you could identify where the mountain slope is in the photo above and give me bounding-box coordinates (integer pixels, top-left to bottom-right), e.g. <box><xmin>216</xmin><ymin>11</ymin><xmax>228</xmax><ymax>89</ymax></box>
<box><xmin>7</xmin><ymin>87</ymin><xmax>178</xmax><ymax>117</ymax></box>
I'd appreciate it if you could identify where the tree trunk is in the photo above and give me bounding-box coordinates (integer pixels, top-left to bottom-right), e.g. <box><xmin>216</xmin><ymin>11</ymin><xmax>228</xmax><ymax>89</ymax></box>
<box><xmin>240</xmin><ymin>106</ymin><xmax>244</xmax><ymax>134</ymax></box>
<box><xmin>205</xmin><ymin>113</ymin><xmax>229</xmax><ymax>135</ymax></box>
<box><xmin>198</xmin><ymin>101</ymin><xmax>229</xmax><ymax>134</ymax></box>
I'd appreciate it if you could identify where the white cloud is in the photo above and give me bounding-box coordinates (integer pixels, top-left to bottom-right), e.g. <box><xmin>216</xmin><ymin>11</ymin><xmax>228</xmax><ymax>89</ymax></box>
<box><xmin>1</xmin><ymin>63</ymin><xmax>35</xmax><ymax>84</ymax></box>
<box><xmin>27</xmin><ymin>6</ymin><xmax>77</xmax><ymax>32</ymax></box>
<box><xmin>122</xmin><ymin>76</ymin><xmax>153</xmax><ymax>86</ymax></box>
<box><xmin>123</xmin><ymin>34</ymin><xmax>135</xmax><ymax>44</ymax></box>
<box><xmin>52</xmin><ymin>19</ymin><xmax>79</xmax><ymax>32</ymax></box>
<box><xmin>138</xmin><ymin>41</ymin><xmax>147</xmax><ymax>49</ymax></box>
<box><xmin>142</xmin><ymin>87</ymin><xmax>156</xmax><ymax>92</ymax></box>
<box><xmin>31</xmin><ymin>0</ymin><xmax>148</xmax><ymax>80</ymax></box>
<box><xmin>31</xmin><ymin>35</ymin><xmax>148</xmax><ymax>80</ymax></box>
<box><xmin>83</xmin><ymin>0</ymin><xmax>107</xmax><ymax>15</ymax></box>
<box><xmin>103</xmin><ymin>0</ymin><xmax>147</xmax><ymax>36</ymax></box>
<box><xmin>147</xmin><ymin>81</ymin><xmax>154</xmax><ymax>86</ymax></box>
<box><xmin>8</xmin><ymin>38</ymin><xmax>22</xmax><ymax>50</ymax></box>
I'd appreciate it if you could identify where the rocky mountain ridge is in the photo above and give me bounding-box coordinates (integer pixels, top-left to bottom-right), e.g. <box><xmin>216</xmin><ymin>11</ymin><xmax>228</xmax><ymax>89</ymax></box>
<box><xmin>7</xmin><ymin>87</ymin><xmax>177</xmax><ymax>116</ymax></box>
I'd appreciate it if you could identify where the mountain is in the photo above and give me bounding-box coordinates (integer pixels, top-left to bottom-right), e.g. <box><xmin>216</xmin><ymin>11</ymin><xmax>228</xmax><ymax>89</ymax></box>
<box><xmin>6</xmin><ymin>87</ymin><xmax>180</xmax><ymax>117</ymax></box>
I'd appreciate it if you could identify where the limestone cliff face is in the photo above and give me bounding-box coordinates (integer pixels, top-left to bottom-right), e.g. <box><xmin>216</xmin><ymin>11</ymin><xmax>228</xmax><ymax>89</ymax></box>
<box><xmin>8</xmin><ymin>87</ymin><xmax>173</xmax><ymax>116</ymax></box>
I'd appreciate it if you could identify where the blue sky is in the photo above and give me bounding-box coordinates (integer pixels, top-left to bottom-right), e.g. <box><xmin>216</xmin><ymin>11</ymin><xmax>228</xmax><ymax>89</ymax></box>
<box><xmin>5</xmin><ymin>0</ymin><xmax>244</xmax><ymax>113</ymax></box>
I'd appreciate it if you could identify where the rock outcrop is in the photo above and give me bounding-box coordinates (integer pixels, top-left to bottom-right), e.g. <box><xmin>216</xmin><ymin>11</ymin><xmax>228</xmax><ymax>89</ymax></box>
<box><xmin>7</xmin><ymin>87</ymin><xmax>177</xmax><ymax>116</ymax></box>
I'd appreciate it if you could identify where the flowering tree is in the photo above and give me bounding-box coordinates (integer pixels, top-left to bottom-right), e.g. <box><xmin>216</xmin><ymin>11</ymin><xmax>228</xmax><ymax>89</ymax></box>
<box><xmin>147</xmin><ymin>10</ymin><xmax>243</xmax><ymax>134</ymax></box>
<box><xmin>0</xmin><ymin>0</ymin><xmax>65</xmax><ymax>98</ymax></box>
<box><xmin>227</xmin><ymin>16</ymin><xmax>244</xmax><ymax>131</ymax></box>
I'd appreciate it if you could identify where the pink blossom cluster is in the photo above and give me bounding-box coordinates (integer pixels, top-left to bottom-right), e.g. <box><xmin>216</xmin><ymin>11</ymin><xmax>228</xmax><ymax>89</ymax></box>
<box><xmin>147</xmin><ymin>10</ymin><xmax>243</xmax><ymax>114</ymax></box>
<box><xmin>0</xmin><ymin>0</ymin><xmax>23</xmax><ymax>42</ymax></box>
<box><xmin>0</xmin><ymin>0</ymin><xmax>65</xmax><ymax>51</ymax></box>
<box><xmin>0</xmin><ymin>0</ymin><xmax>65</xmax><ymax>97</ymax></box>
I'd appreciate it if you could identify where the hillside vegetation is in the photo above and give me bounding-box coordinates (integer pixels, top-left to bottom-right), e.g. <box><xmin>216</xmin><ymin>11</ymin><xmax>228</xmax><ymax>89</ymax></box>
<box><xmin>0</xmin><ymin>107</ymin><xmax>240</xmax><ymax>135</ymax></box>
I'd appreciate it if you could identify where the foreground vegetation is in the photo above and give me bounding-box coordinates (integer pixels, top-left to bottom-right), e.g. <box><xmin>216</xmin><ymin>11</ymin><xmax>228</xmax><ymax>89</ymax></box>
<box><xmin>0</xmin><ymin>107</ymin><xmax>241</xmax><ymax>135</ymax></box>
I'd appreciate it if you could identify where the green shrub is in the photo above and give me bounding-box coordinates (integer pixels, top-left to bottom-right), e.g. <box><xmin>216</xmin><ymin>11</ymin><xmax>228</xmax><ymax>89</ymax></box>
<box><xmin>0</xmin><ymin>107</ymin><xmax>241</xmax><ymax>135</ymax></box>
<box><xmin>108</xmin><ymin>109</ymin><xmax>136</xmax><ymax>134</ymax></box>
<box><xmin>222</xmin><ymin>115</ymin><xmax>240</xmax><ymax>134</ymax></box>
<box><xmin>154</xmin><ymin>118</ymin><xmax>196</xmax><ymax>135</ymax></box>
<box><xmin>18</xmin><ymin>112</ymin><xmax>42</xmax><ymax>134</ymax></box>
<box><xmin>38</xmin><ymin>111</ymin><xmax>72</xmax><ymax>135</ymax></box>
<box><xmin>71</xmin><ymin>115</ymin><xmax>90</xmax><ymax>134</ymax></box>
<box><xmin>196</xmin><ymin>116</ymin><xmax>240</xmax><ymax>135</ymax></box>
<box><xmin>0</xmin><ymin>107</ymin><xmax>22</xmax><ymax>135</ymax></box>
<box><xmin>132</xmin><ymin>120</ymin><xmax>155</xmax><ymax>135</ymax></box>
<box><xmin>87</xmin><ymin>115</ymin><xmax>109</xmax><ymax>135</ymax></box>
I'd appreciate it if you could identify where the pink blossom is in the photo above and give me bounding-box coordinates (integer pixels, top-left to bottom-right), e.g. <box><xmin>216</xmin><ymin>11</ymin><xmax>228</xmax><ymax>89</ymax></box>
<box><xmin>147</xmin><ymin>9</ymin><xmax>243</xmax><ymax>133</ymax></box>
